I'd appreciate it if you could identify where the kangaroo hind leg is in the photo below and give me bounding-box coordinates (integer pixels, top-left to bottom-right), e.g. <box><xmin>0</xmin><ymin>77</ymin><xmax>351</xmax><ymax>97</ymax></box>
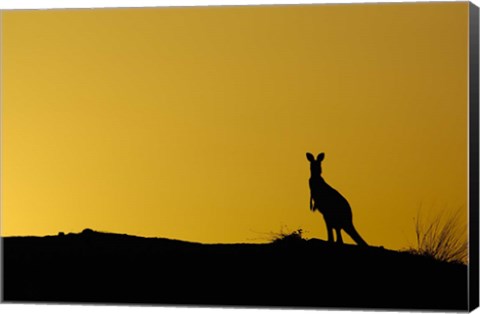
<box><xmin>335</xmin><ymin>228</ymin><xmax>343</xmax><ymax>244</ymax></box>
<box><xmin>325</xmin><ymin>221</ymin><xmax>334</xmax><ymax>243</ymax></box>
<box><xmin>344</xmin><ymin>223</ymin><xmax>368</xmax><ymax>246</ymax></box>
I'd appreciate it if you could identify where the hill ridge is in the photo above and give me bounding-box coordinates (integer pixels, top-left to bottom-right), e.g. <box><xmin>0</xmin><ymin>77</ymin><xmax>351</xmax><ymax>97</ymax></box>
<box><xmin>3</xmin><ymin>227</ymin><xmax>468</xmax><ymax>310</ymax></box>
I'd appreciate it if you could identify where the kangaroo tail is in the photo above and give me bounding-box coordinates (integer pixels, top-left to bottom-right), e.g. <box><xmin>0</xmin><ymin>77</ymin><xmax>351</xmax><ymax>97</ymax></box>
<box><xmin>345</xmin><ymin>224</ymin><xmax>368</xmax><ymax>246</ymax></box>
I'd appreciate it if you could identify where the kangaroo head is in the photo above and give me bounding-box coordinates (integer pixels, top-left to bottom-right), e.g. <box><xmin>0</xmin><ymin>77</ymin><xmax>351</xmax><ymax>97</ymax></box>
<box><xmin>306</xmin><ymin>152</ymin><xmax>325</xmax><ymax>176</ymax></box>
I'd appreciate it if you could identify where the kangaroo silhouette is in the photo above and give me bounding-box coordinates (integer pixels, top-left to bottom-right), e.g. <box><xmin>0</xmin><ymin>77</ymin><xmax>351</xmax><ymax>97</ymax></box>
<box><xmin>307</xmin><ymin>152</ymin><xmax>367</xmax><ymax>246</ymax></box>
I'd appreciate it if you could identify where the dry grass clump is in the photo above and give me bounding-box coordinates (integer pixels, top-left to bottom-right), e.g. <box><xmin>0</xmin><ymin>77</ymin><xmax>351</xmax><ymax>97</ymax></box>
<box><xmin>409</xmin><ymin>208</ymin><xmax>467</xmax><ymax>265</ymax></box>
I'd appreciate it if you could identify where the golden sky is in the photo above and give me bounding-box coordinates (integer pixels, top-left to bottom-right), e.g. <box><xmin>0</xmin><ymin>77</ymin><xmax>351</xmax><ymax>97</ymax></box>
<box><xmin>1</xmin><ymin>2</ymin><xmax>469</xmax><ymax>250</ymax></box>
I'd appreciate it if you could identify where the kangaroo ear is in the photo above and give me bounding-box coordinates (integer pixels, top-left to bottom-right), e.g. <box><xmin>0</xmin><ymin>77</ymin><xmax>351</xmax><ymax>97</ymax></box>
<box><xmin>306</xmin><ymin>153</ymin><xmax>315</xmax><ymax>162</ymax></box>
<box><xmin>317</xmin><ymin>153</ymin><xmax>325</xmax><ymax>161</ymax></box>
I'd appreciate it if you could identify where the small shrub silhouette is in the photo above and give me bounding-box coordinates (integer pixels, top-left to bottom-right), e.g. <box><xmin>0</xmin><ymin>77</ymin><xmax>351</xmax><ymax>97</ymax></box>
<box><xmin>270</xmin><ymin>227</ymin><xmax>307</xmax><ymax>245</ymax></box>
<box><xmin>408</xmin><ymin>208</ymin><xmax>467</xmax><ymax>265</ymax></box>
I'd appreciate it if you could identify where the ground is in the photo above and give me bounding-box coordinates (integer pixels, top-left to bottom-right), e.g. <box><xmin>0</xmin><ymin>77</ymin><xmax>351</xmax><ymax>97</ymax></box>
<box><xmin>2</xmin><ymin>229</ymin><xmax>468</xmax><ymax>310</ymax></box>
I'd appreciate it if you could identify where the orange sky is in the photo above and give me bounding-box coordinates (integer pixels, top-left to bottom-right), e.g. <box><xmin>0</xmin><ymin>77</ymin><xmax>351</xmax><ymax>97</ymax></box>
<box><xmin>1</xmin><ymin>2</ymin><xmax>470</xmax><ymax>250</ymax></box>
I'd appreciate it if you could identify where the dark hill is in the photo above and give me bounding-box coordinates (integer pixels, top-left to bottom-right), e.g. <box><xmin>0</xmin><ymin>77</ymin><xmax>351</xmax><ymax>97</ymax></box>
<box><xmin>2</xmin><ymin>229</ymin><xmax>468</xmax><ymax>310</ymax></box>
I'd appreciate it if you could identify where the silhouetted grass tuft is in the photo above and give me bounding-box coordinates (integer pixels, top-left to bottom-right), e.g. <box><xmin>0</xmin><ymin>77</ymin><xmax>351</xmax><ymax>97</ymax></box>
<box><xmin>270</xmin><ymin>227</ymin><xmax>307</xmax><ymax>245</ymax></box>
<box><xmin>408</xmin><ymin>208</ymin><xmax>467</xmax><ymax>265</ymax></box>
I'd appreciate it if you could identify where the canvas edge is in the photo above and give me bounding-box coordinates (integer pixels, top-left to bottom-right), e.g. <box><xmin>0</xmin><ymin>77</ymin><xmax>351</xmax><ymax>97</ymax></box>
<box><xmin>0</xmin><ymin>9</ymin><xmax>5</xmax><ymax>305</ymax></box>
<box><xmin>469</xmin><ymin>1</ymin><xmax>480</xmax><ymax>312</ymax></box>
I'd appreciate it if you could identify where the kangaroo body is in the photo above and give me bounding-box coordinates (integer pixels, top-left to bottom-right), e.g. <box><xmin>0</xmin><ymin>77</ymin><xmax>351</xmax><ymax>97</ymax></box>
<box><xmin>307</xmin><ymin>152</ymin><xmax>367</xmax><ymax>246</ymax></box>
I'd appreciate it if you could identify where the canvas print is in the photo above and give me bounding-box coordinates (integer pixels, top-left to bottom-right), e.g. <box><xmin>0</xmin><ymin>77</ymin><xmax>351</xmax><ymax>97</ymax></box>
<box><xmin>1</xmin><ymin>1</ymin><xmax>479</xmax><ymax>311</ymax></box>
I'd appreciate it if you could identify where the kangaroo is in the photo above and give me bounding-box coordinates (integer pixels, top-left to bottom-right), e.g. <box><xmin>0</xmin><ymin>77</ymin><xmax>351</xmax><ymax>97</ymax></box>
<box><xmin>307</xmin><ymin>152</ymin><xmax>367</xmax><ymax>246</ymax></box>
